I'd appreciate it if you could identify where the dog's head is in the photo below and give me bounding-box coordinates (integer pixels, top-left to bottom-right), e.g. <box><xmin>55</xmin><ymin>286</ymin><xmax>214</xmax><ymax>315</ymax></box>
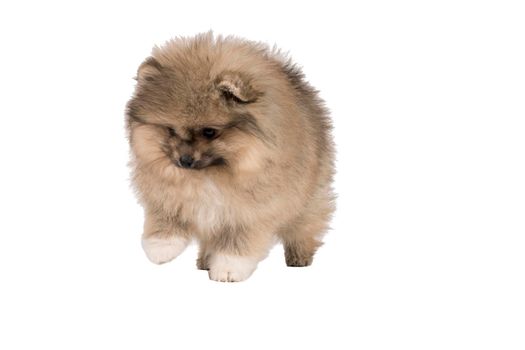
<box><xmin>126</xmin><ymin>36</ymin><xmax>285</xmax><ymax>177</ymax></box>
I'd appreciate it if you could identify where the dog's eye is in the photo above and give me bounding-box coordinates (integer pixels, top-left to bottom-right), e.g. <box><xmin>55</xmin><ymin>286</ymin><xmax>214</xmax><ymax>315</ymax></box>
<box><xmin>167</xmin><ymin>127</ymin><xmax>176</xmax><ymax>137</ymax></box>
<box><xmin>202</xmin><ymin>128</ymin><xmax>217</xmax><ymax>139</ymax></box>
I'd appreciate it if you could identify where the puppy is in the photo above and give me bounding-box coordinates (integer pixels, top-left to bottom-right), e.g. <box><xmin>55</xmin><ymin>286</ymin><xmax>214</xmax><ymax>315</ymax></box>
<box><xmin>126</xmin><ymin>33</ymin><xmax>335</xmax><ymax>282</ymax></box>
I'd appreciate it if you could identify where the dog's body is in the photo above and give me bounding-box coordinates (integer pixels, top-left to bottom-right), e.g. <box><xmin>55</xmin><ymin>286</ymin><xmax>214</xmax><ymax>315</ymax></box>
<box><xmin>127</xmin><ymin>33</ymin><xmax>335</xmax><ymax>282</ymax></box>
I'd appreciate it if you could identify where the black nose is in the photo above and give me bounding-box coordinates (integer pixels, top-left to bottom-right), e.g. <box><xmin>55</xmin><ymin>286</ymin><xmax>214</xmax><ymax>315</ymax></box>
<box><xmin>179</xmin><ymin>155</ymin><xmax>194</xmax><ymax>168</ymax></box>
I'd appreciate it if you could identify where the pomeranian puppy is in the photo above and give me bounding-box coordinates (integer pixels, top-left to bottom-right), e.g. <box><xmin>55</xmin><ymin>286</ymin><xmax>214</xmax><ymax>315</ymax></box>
<box><xmin>126</xmin><ymin>33</ymin><xmax>335</xmax><ymax>282</ymax></box>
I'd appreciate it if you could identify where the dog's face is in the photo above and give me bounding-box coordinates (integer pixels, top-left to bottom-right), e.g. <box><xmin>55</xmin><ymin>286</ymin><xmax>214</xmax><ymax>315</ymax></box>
<box><xmin>127</xmin><ymin>57</ymin><xmax>268</xmax><ymax>173</ymax></box>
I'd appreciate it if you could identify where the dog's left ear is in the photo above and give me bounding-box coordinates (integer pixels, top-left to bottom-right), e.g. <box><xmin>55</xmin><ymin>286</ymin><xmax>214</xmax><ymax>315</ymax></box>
<box><xmin>136</xmin><ymin>57</ymin><xmax>163</xmax><ymax>82</ymax></box>
<box><xmin>216</xmin><ymin>72</ymin><xmax>260</xmax><ymax>104</ymax></box>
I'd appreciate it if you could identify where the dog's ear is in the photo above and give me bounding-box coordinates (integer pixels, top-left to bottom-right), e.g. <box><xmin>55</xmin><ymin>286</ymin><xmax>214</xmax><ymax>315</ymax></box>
<box><xmin>216</xmin><ymin>72</ymin><xmax>260</xmax><ymax>104</ymax></box>
<box><xmin>136</xmin><ymin>57</ymin><xmax>163</xmax><ymax>82</ymax></box>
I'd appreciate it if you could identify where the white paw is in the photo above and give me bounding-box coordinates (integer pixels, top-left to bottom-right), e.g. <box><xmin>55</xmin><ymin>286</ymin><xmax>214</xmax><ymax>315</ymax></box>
<box><xmin>208</xmin><ymin>254</ymin><xmax>258</xmax><ymax>282</ymax></box>
<box><xmin>142</xmin><ymin>236</ymin><xmax>189</xmax><ymax>264</ymax></box>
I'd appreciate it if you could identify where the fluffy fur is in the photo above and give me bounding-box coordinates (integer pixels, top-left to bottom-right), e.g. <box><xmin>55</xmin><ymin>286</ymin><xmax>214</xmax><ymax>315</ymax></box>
<box><xmin>126</xmin><ymin>33</ymin><xmax>335</xmax><ymax>282</ymax></box>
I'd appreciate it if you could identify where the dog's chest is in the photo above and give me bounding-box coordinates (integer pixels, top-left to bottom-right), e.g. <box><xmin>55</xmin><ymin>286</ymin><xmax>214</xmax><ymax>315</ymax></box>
<box><xmin>165</xmin><ymin>178</ymin><xmax>227</xmax><ymax>233</ymax></box>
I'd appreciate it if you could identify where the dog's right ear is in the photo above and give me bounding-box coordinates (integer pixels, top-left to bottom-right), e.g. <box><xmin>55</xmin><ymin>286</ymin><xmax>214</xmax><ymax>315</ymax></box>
<box><xmin>136</xmin><ymin>57</ymin><xmax>163</xmax><ymax>82</ymax></box>
<box><xmin>216</xmin><ymin>72</ymin><xmax>260</xmax><ymax>104</ymax></box>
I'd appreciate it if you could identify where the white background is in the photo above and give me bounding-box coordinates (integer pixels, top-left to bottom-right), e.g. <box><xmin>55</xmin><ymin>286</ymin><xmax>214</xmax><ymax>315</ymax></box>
<box><xmin>0</xmin><ymin>1</ymin><xmax>524</xmax><ymax>349</ymax></box>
